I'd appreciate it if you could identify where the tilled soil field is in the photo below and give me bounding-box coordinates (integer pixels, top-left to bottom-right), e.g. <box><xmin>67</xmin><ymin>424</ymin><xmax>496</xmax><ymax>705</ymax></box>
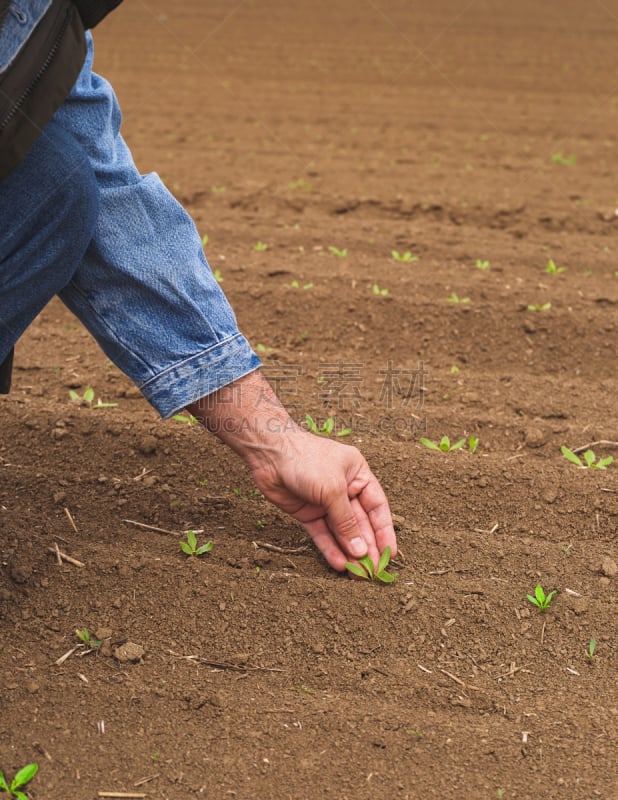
<box><xmin>1</xmin><ymin>1</ymin><xmax>617</xmax><ymax>798</ymax></box>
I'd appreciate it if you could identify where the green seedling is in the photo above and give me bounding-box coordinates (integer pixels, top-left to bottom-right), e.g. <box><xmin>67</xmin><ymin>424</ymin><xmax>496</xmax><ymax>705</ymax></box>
<box><xmin>201</xmin><ymin>234</ymin><xmax>209</xmax><ymax>247</ymax></box>
<box><xmin>551</xmin><ymin>152</ymin><xmax>576</xmax><ymax>166</ymax></box>
<box><xmin>256</xmin><ymin>343</ymin><xmax>274</xmax><ymax>354</ymax></box>
<box><xmin>450</xmin><ymin>365</ymin><xmax>460</xmax><ymax>373</ymax></box>
<box><xmin>289</xmin><ymin>280</ymin><xmax>313</xmax><ymax>289</ymax></box>
<box><xmin>468</xmin><ymin>435</ymin><xmax>479</xmax><ymax>453</ymax></box>
<box><xmin>372</xmin><ymin>283</ymin><xmax>389</xmax><ymax>296</ymax></box>
<box><xmin>527</xmin><ymin>302</ymin><xmax>551</xmax><ymax>311</ymax></box>
<box><xmin>179</xmin><ymin>530</ymin><xmax>213</xmax><ymax>557</ymax></box>
<box><xmin>211</xmin><ymin>185</ymin><xmax>226</xmax><ymax>193</ymax></box>
<box><xmin>446</xmin><ymin>292</ymin><xmax>470</xmax><ymax>304</ymax></box>
<box><xmin>391</xmin><ymin>250</ymin><xmax>419</xmax><ymax>263</ymax></box>
<box><xmin>254</xmin><ymin>241</ymin><xmax>268</xmax><ymax>251</ymax></box>
<box><xmin>256</xmin><ymin>519</ymin><xmax>266</xmax><ymax>530</ymax></box>
<box><xmin>328</xmin><ymin>246</ymin><xmax>347</xmax><ymax>258</ymax></box>
<box><xmin>476</xmin><ymin>259</ymin><xmax>490</xmax><ymax>270</ymax></box>
<box><xmin>545</xmin><ymin>258</ymin><xmax>566</xmax><ymax>274</ymax></box>
<box><xmin>527</xmin><ymin>584</ymin><xmax>557</xmax><ymax>612</ymax></box>
<box><xmin>586</xmin><ymin>638</ymin><xmax>597</xmax><ymax>660</ymax></box>
<box><xmin>345</xmin><ymin>546</ymin><xmax>396</xmax><ymax>584</ymax></box>
<box><xmin>0</xmin><ymin>763</ymin><xmax>38</xmax><ymax>799</ymax></box>
<box><xmin>288</xmin><ymin>178</ymin><xmax>312</xmax><ymax>191</ymax></box>
<box><xmin>305</xmin><ymin>414</ymin><xmax>352</xmax><ymax>437</ymax></box>
<box><xmin>172</xmin><ymin>413</ymin><xmax>198</xmax><ymax>425</ymax></box>
<box><xmin>213</xmin><ymin>269</ymin><xmax>223</xmax><ymax>283</ymax></box>
<box><xmin>561</xmin><ymin>446</ymin><xmax>613</xmax><ymax>470</ymax></box>
<box><xmin>69</xmin><ymin>387</ymin><xmax>117</xmax><ymax>409</ymax></box>
<box><xmin>75</xmin><ymin>628</ymin><xmax>101</xmax><ymax>648</ymax></box>
<box><xmin>420</xmin><ymin>435</ymin><xmax>466</xmax><ymax>452</ymax></box>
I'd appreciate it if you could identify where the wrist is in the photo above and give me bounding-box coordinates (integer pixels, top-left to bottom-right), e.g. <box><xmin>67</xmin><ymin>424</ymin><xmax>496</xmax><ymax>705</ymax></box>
<box><xmin>186</xmin><ymin>369</ymin><xmax>302</xmax><ymax>470</ymax></box>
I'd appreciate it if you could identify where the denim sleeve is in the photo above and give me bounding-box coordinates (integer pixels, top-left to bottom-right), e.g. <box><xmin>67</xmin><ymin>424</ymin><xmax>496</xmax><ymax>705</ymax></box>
<box><xmin>53</xmin><ymin>35</ymin><xmax>261</xmax><ymax>418</ymax></box>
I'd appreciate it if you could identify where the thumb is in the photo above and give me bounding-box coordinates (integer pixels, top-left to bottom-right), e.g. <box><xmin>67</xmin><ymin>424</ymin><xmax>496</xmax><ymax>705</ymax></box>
<box><xmin>326</xmin><ymin>491</ymin><xmax>367</xmax><ymax>559</ymax></box>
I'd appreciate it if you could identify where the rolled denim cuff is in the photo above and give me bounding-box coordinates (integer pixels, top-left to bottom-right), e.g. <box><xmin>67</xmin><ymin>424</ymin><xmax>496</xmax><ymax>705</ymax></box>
<box><xmin>140</xmin><ymin>333</ymin><xmax>262</xmax><ymax>419</ymax></box>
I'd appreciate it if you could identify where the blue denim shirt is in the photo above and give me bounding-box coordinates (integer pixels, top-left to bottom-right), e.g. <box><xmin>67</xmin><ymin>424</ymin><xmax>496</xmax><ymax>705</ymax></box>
<box><xmin>0</xmin><ymin>29</ymin><xmax>262</xmax><ymax>417</ymax></box>
<box><xmin>0</xmin><ymin>0</ymin><xmax>52</xmax><ymax>73</ymax></box>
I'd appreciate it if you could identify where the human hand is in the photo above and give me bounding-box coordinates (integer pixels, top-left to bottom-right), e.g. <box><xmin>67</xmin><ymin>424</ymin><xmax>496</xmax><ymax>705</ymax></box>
<box><xmin>187</xmin><ymin>369</ymin><xmax>397</xmax><ymax>571</ymax></box>
<box><xmin>247</xmin><ymin>429</ymin><xmax>397</xmax><ymax>571</ymax></box>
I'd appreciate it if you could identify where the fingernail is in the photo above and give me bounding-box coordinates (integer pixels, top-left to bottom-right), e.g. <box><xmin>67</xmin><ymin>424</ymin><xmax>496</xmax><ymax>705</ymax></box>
<box><xmin>349</xmin><ymin>537</ymin><xmax>367</xmax><ymax>557</ymax></box>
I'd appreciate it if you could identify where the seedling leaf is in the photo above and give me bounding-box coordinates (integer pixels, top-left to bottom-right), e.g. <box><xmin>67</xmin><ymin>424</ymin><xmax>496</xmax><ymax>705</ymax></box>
<box><xmin>597</xmin><ymin>456</ymin><xmax>614</xmax><ymax>468</ymax></box>
<box><xmin>0</xmin><ymin>771</ymin><xmax>9</xmax><ymax>791</ymax></box>
<box><xmin>450</xmin><ymin>438</ymin><xmax>466</xmax><ymax>451</ymax></box>
<box><xmin>377</xmin><ymin>570</ymin><xmax>396</xmax><ymax>583</ymax></box>
<box><xmin>345</xmin><ymin>562</ymin><xmax>370</xmax><ymax>579</ymax></box>
<box><xmin>305</xmin><ymin>414</ymin><xmax>318</xmax><ymax>434</ymax></box>
<box><xmin>377</xmin><ymin>546</ymin><xmax>392</xmax><ymax>575</ymax></box>
<box><xmin>187</xmin><ymin>530</ymin><xmax>197</xmax><ymax>550</ymax></box>
<box><xmin>359</xmin><ymin>554</ymin><xmax>375</xmax><ymax>574</ymax></box>
<box><xmin>179</xmin><ymin>541</ymin><xmax>193</xmax><ymax>555</ymax></box>
<box><xmin>561</xmin><ymin>446</ymin><xmax>583</xmax><ymax>467</ymax></box>
<box><xmin>11</xmin><ymin>764</ymin><xmax>38</xmax><ymax>790</ymax></box>
<box><xmin>196</xmin><ymin>542</ymin><xmax>214</xmax><ymax>555</ymax></box>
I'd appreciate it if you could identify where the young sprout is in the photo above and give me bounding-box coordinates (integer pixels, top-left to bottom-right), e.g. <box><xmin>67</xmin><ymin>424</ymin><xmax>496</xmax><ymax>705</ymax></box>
<box><xmin>345</xmin><ymin>546</ymin><xmax>396</xmax><ymax>584</ymax></box>
<box><xmin>213</xmin><ymin>269</ymin><xmax>224</xmax><ymax>283</ymax></box>
<box><xmin>201</xmin><ymin>234</ymin><xmax>209</xmax><ymax>247</ymax></box>
<box><xmin>69</xmin><ymin>386</ymin><xmax>118</xmax><ymax>409</ymax></box>
<box><xmin>179</xmin><ymin>530</ymin><xmax>214</xmax><ymax>557</ymax></box>
<box><xmin>526</xmin><ymin>584</ymin><xmax>557</xmax><ymax>612</ymax></box>
<box><xmin>172</xmin><ymin>413</ymin><xmax>199</xmax><ymax>425</ymax></box>
<box><xmin>256</xmin><ymin>343</ymin><xmax>274</xmax><ymax>354</ymax></box>
<box><xmin>305</xmin><ymin>414</ymin><xmax>351</xmax><ymax>437</ymax></box>
<box><xmin>254</xmin><ymin>241</ymin><xmax>268</xmax><ymax>251</ymax></box>
<box><xmin>551</xmin><ymin>152</ymin><xmax>576</xmax><ymax>166</ymax></box>
<box><xmin>527</xmin><ymin>302</ymin><xmax>551</xmax><ymax>311</ymax></box>
<box><xmin>420</xmin><ymin>435</ymin><xmax>466</xmax><ymax>452</ymax></box>
<box><xmin>328</xmin><ymin>246</ymin><xmax>348</xmax><ymax>258</ymax></box>
<box><xmin>468</xmin><ymin>435</ymin><xmax>479</xmax><ymax>453</ymax></box>
<box><xmin>561</xmin><ymin>446</ymin><xmax>613</xmax><ymax>470</ymax></box>
<box><xmin>476</xmin><ymin>259</ymin><xmax>490</xmax><ymax>270</ymax></box>
<box><xmin>391</xmin><ymin>250</ymin><xmax>418</xmax><ymax>263</ymax></box>
<box><xmin>372</xmin><ymin>283</ymin><xmax>389</xmax><ymax>296</ymax></box>
<box><xmin>288</xmin><ymin>178</ymin><xmax>313</xmax><ymax>191</ymax></box>
<box><xmin>76</xmin><ymin>628</ymin><xmax>101</xmax><ymax>648</ymax></box>
<box><xmin>446</xmin><ymin>292</ymin><xmax>470</xmax><ymax>304</ymax></box>
<box><xmin>586</xmin><ymin>638</ymin><xmax>597</xmax><ymax>661</ymax></box>
<box><xmin>0</xmin><ymin>763</ymin><xmax>38</xmax><ymax>799</ymax></box>
<box><xmin>545</xmin><ymin>258</ymin><xmax>566</xmax><ymax>274</ymax></box>
<box><xmin>450</xmin><ymin>365</ymin><xmax>460</xmax><ymax>373</ymax></box>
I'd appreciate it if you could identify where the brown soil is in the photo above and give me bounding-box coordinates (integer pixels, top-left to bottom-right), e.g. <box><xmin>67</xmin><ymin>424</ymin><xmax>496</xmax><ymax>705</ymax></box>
<box><xmin>1</xmin><ymin>1</ymin><xmax>617</xmax><ymax>798</ymax></box>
